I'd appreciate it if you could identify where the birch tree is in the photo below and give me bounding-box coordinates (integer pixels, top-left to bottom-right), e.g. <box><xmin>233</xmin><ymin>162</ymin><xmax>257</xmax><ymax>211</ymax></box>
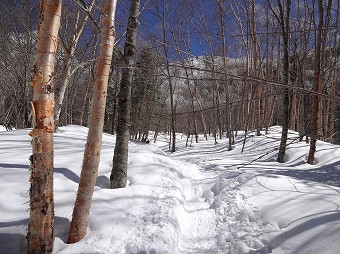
<box><xmin>68</xmin><ymin>0</ymin><xmax>117</xmax><ymax>243</ymax></box>
<box><xmin>27</xmin><ymin>0</ymin><xmax>61</xmax><ymax>253</ymax></box>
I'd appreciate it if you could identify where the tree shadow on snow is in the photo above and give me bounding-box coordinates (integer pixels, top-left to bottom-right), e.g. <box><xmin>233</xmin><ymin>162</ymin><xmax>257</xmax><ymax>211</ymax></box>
<box><xmin>274</xmin><ymin>161</ymin><xmax>340</xmax><ymax>188</ymax></box>
<box><xmin>54</xmin><ymin>167</ymin><xmax>80</xmax><ymax>184</ymax></box>
<box><xmin>56</xmin><ymin>168</ymin><xmax>111</xmax><ymax>189</ymax></box>
<box><xmin>268</xmin><ymin>211</ymin><xmax>340</xmax><ymax>252</ymax></box>
<box><xmin>96</xmin><ymin>175</ymin><xmax>110</xmax><ymax>188</ymax></box>
<box><xmin>0</xmin><ymin>233</ymin><xmax>26</xmax><ymax>254</ymax></box>
<box><xmin>0</xmin><ymin>163</ymin><xmax>28</xmax><ymax>170</ymax></box>
<box><xmin>247</xmin><ymin>212</ymin><xmax>340</xmax><ymax>254</ymax></box>
<box><xmin>0</xmin><ymin>216</ymin><xmax>69</xmax><ymax>253</ymax></box>
<box><xmin>0</xmin><ymin>163</ymin><xmax>109</xmax><ymax>189</ymax></box>
<box><xmin>0</xmin><ymin>219</ymin><xmax>28</xmax><ymax>253</ymax></box>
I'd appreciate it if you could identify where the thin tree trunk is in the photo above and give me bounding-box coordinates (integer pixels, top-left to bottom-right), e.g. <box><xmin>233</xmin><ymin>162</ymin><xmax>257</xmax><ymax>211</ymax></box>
<box><xmin>210</xmin><ymin>57</ymin><xmax>221</xmax><ymax>143</ymax></box>
<box><xmin>327</xmin><ymin>39</ymin><xmax>338</xmax><ymax>144</ymax></box>
<box><xmin>54</xmin><ymin>1</ymin><xmax>94</xmax><ymax>129</ymax></box>
<box><xmin>79</xmin><ymin>34</ymin><xmax>99</xmax><ymax>126</ymax></box>
<box><xmin>328</xmin><ymin>0</ymin><xmax>340</xmax><ymax>144</ymax></box>
<box><xmin>308</xmin><ymin>1</ymin><xmax>323</xmax><ymax>164</ymax></box>
<box><xmin>307</xmin><ymin>0</ymin><xmax>332</xmax><ymax>163</ymax></box>
<box><xmin>161</xmin><ymin>4</ymin><xmax>176</xmax><ymax>152</ymax></box>
<box><xmin>68</xmin><ymin>0</ymin><xmax>117</xmax><ymax>243</ymax></box>
<box><xmin>27</xmin><ymin>1</ymin><xmax>61</xmax><ymax>253</ymax></box>
<box><xmin>186</xmin><ymin>70</ymin><xmax>198</xmax><ymax>143</ymax></box>
<box><xmin>297</xmin><ymin>11</ymin><xmax>310</xmax><ymax>140</ymax></box>
<box><xmin>216</xmin><ymin>0</ymin><xmax>232</xmax><ymax>151</ymax></box>
<box><xmin>142</xmin><ymin>78</ymin><xmax>158</xmax><ymax>142</ymax></box>
<box><xmin>195</xmin><ymin>87</ymin><xmax>208</xmax><ymax>140</ymax></box>
<box><xmin>211</xmin><ymin>89</ymin><xmax>218</xmax><ymax>144</ymax></box>
<box><xmin>250</xmin><ymin>0</ymin><xmax>261</xmax><ymax>136</ymax></box>
<box><xmin>153</xmin><ymin>90</ymin><xmax>168</xmax><ymax>143</ymax></box>
<box><xmin>79</xmin><ymin>65</ymin><xmax>93</xmax><ymax>126</ymax></box>
<box><xmin>110</xmin><ymin>0</ymin><xmax>140</xmax><ymax>188</ymax></box>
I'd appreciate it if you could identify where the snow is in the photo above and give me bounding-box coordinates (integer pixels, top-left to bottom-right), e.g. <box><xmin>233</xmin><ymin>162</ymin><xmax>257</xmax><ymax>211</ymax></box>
<box><xmin>1</xmin><ymin>125</ymin><xmax>340</xmax><ymax>254</ymax></box>
<box><xmin>0</xmin><ymin>125</ymin><xmax>10</xmax><ymax>132</ymax></box>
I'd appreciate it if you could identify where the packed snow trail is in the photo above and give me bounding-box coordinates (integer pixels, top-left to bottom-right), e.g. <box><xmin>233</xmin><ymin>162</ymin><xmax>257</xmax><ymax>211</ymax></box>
<box><xmin>160</xmin><ymin>135</ymin><xmax>277</xmax><ymax>254</ymax></box>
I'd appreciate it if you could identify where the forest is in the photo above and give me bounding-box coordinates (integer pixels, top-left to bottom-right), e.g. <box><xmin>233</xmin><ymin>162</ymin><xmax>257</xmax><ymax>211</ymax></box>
<box><xmin>0</xmin><ymin>0</ymin><xmax>340</xmax><ymax>253</ymax></box>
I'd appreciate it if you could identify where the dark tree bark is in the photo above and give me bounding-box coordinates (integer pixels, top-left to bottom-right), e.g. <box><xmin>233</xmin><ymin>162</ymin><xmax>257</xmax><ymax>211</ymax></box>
<box><xmin>27</xmin><ymin>0</ymin><xmax>61</xmax><ymax>253</ymax></box>
<box><xmin>307</xmin><ymin>0</ymin><xmax>332</xmax><ymax>164</ymax></box>
<box><xmin>110</xmin><ymin>0</ymin><xmax>140</xmax><ymax>188</ymax></box>
<box><xmin>268</xmin><ymin>0</ymin><xmax>291</xmax><ymax>163</ymax></box>
<box><xmin>216</xmin><ymin>0</ymin><xmax>233</xmax><ymax>151</ymax></box>
<box><xmin>162</xmin><ymin>3</ymin><xmax>177</xmax><ymax>152</ymax></box>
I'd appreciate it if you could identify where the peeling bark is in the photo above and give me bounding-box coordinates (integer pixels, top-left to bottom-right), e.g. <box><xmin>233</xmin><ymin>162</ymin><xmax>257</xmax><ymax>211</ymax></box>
<box><xmin>27</xmin><ymin>0</ymin><xmax>61</xmax><ymax>253</ymax></box>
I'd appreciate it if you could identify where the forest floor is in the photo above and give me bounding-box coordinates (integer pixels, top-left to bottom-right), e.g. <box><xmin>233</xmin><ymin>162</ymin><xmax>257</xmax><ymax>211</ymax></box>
<box><xmin>1</xmin><ymin>125</ymin><xmax>340</xmax><ymax>254</ymax></box>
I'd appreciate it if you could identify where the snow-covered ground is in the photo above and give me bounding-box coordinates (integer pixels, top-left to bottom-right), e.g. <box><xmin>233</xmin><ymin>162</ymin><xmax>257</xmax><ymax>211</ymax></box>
<box><xmin>0</xmin><ymin>125</ymin><xmax>340</xmax><ymax>254</ymax></box>
<box><xmin>0</xmin><ymin>125</ymin><xmax>8</xmax><ymax>132</ymax></box>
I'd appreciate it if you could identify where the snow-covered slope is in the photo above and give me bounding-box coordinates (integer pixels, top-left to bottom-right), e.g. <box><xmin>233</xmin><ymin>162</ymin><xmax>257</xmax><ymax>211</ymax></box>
<box><xmin>0</xmin><ymin>125</ymin><xmax>340</xmax><ymax>253</ymax></box>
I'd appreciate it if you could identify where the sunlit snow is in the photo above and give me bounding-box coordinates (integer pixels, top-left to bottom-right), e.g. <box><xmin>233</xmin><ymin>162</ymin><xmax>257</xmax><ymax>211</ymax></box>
<box><xmin>0</xmin><ymin>125</ymin><xmax>340</xmax><ymax>254</ymax></box>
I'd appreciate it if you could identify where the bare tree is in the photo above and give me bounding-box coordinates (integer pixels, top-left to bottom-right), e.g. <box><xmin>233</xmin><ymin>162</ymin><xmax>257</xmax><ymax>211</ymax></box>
<box><xmin>110</xmin><ymin>0</ymin><xmax>141</xmax><ymax>188</ymax></box>
<box><xmin>307</xmin><ymin>0</ymin><xmax>333</xmax><ymax>164</ymax></box>
<box><xmin>160</xmin><ymin>0</ymin><xmax>177</xmax><ymax>152</ymax></box>
<box><xmin>54</xmin><ymin>0</ymin><xmax>95</xmax><ymax>129</ymax></box>
<box><xmin>68</xmin><ymin>0</ymin><xmax>117</xmax><ymax>243</ymax></box>
<box><xmin>268</xmin><ymin>0</ymin><xmax>291</xmax><ymax>163</ymax></box>
<box><xmin>216</xmin><ymin>0</ymin><xmax>233</xmax><ymax>150</ymax></box>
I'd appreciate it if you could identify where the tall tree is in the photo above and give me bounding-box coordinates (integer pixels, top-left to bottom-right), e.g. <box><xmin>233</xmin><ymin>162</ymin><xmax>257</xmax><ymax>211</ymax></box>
<box><xmin>110</xmin><ymin>0</ymin><xmax>141</xmax><ymax>188</ymax></box>
<box><xmin>160</xmin><ymin>0</ymin><xmax>177</xmax><ymax>152</ymax></box>
<box><xmin>307</xmin><ymin>0</ymin><xmax>333</xmax><ymax>164</ymax></box>
<box><xmin>68</xmin><ymin>0</ymin><xmax>117</xmax><ymax>243</ymax></box>
<box><xmin>216</xmin><ymin>0</ymin><xmax>233</xmax><ymax>151</ymax></box>
<box><xmin>249</xmin><ymin>0</ymin><xmax>263</xmax><ymax>136</ymax></box>
<box><xmin>27</xmin><ymin>0</ymin><xmax>61</xmax><ymax>253</ymax></box>
<box><xmin>268</xmin><ymin>0</ymin><xmax>291</xmax><ymax>163</ymax></box>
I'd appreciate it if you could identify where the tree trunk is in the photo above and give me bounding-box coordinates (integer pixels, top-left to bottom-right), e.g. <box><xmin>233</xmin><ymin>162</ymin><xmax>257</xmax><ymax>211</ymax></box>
<box><xmin>160</xmin><ymin>2</ymin><xmax>177</xmax><ymax>152</ymax></box>
<box><xmin>250</xmin><ymin>0</ymin><xmax>262</xmax><ymax>136</ymax></box>
<box><xmin>110</xmin><ymin>0</ymin><xmax>140</xmax><ymax>188</ymax></box>
<box><xmin>79</xmin><ymin>65</ymin><xmax>93</xmax><ymax>126</ymax></box>
<box><xmin>307</xmin><ymin>0</ymin><xmax>332</xmax><ymax>164</ymax></box>
<box><xmin>27</xmin><ymin>0</ymin><xmax>61</xmax><ymax>253</ymax></box>
<box><xmin>271</xmin><ymin>0</ymin><xmax>291</xmax><ymax>163</ymax></box>
<box><xmin>307</xmin><ymin>1</ymin><xmax>323</xmax><ymax>164</ymax></box>
<box><xmin>68</xmin><ymin>0</ymin><xmax>117</xmax><ymax>243</ymax></box>
<box><xmin>216</xmin><ymin>0</ymin><xmax>232</xmax><ymax>151</ymax></box>
<box><xmin>195</xmin><ymin>87</ymin><xmax>208</xmax><ymax>140</ymax></box>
